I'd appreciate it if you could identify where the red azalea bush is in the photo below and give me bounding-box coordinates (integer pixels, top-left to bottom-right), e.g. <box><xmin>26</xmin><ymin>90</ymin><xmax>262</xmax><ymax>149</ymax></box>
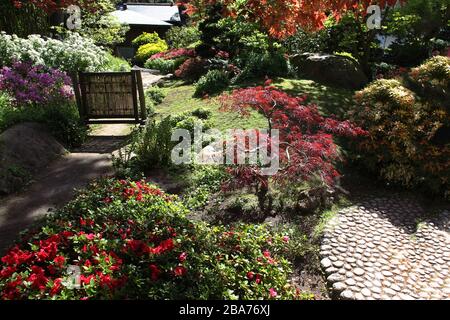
<box><xmin>0</xmin><ymin>179</ymin><xmax>302</xmax><ymax>300</ymax></box>
<box><xmin>149</xmin><ymin>48</ymin><xmax>196</xmax><ymax>61</ymax></box>
<box><xmin>220</xmin><ymin>80</ymin><xmax>366</xmax><ymax>210</ymax></box>
<box><xmin>174</xmin><ymin>57</ymin><xmax>207</xmax><ymax>81</ymax></box>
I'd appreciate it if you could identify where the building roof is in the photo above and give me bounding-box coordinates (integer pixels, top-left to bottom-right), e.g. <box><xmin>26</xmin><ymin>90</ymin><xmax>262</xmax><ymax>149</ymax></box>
<box><xmin>111</xmin><ymin>4</ymin><xmax>180</xmax><ymax>26</ymax></box>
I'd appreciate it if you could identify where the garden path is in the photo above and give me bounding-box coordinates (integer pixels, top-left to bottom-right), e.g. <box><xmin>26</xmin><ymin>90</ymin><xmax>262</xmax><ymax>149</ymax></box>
<box><xmin>0</xmin><ymin>72</ymin><xmax>166</xmax><ymax>255</ymax></box>
<box><xmin>321</xmin><ymin>196</ymin><xmax>450</xmax><ymax>300</ymax></box>
<box><xmin>0</xmin><ymin>124</ymin><xmax>132</xmax><ymax>255</ymax></box>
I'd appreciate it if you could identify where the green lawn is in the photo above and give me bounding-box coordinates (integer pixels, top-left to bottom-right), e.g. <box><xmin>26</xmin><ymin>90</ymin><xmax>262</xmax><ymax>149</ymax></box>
<box><xmin>156</xmin><ymin>78</ymin><xmax>355</xmax><ymax>131</ymax></box>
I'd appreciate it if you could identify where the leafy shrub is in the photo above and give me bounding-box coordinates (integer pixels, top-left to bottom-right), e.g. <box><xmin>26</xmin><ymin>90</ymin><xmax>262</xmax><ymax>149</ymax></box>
<box><xmin>145</xmin><ymin>86</ymin><xmax>166</xmax><ymax>105</ymax></box>
<box><xmin>235</xmin><ymin>51</ymin><xmax>290</xmax><ymax>82</ymax></box>
<box><xmin>0</xmin><ymin>32</ymin><xmax>107</xmax><ymax>73</ymax></box>
<box><xmin>191</xmin><ymin>108</ymin><xmax>212</xmax><ymax>120</ymax></box>
<box><xmin>133</xmin><ymin>117</ymin><xmax>175</xmax><ymax>169</ymax></box>
<box><xmin>135</xmin><ymin>41</ymin><xmax>169</xmax><ymax>64</ymax></box>
<box><xmin>0</xmin><ymin>61</ymin><xmax>73</xmax><ymax>106</ymax></box>
<box><xmin>351</xmin><ymin>78</ymin><xmax>450</xmax><ymax>196</ymax></box>
<box><xmin>165</xmin><ymin>26</ymin><xmax>201</xmax><ymax>49</ymax></box>
<box><xmin>408</xmin><ymin>56</ymin><xmax>450</xmax><ymax>103</ymax></box>
<box><xmin>144</xmin><ymin>57</ymin><xmax>186</xmax><ymax>74</ymax></box>
<box><xmin>132</xmin><ymin>32</ymin><xmax>162</xmax><ymax>48</ymax></box>
<box><xmin>0</xmin><ymin>101</ymin><xmax>88</xmax><ymax>148</ymax></box>
<box><xmin>102</xmin><ymin>53</ymin><xmax>131</xmax><ymax>72</ymax></box>
<box><xmin>0</xmin><ymin>178</ymin><xmax>299</xmax><ymax>300</ymax></box>
<box><xmin>174</xmin><ymin>58</ymin><xmax>207</xmax><ymax>81</ymax></box>
<box><xmin>195</xmin><ymin>69</ymin><xmax>230</xmax><ymax>96</ymax></box>
<box><xmin>150</xmin><ymin>48</ymin><xmax>196</xmax><ymax>61</ymax></box>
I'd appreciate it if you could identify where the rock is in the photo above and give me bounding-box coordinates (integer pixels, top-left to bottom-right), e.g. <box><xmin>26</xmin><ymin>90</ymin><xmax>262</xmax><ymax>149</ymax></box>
<box><xmin>333</xmin><ymin>282</ymin><xmax>347</xmax><ymax>291</ymax></box>
<box><xmin>354</xmin><ymin>268</ymin><xmax>365</xmax><ymax>276</ymax></box>
<box><xmin>321</xmin><ymin>257</ymin><xmax>332</xmax><ymax>269</ymax></box>
<box><xmin>340</xmin><ymin>290</ymin><xmax>354</xmax><ymax>300</ymax></box>
<box><xmin>0</xmin><ymin>123</ymin><xmax>66</xmax><ymax>194</ymax></box>
<box><xmin>290</xmin><ymin>53</ymin><xmax>368</xmax><ymax>90</ymax></box>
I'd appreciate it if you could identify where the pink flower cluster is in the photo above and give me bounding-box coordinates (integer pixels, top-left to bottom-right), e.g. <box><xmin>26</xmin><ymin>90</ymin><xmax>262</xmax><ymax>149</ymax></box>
<box><xmin>149</xmin><ymin>48</ymin><xmax>196</xmax><ymax>61</ymax></box>
<box><xmin>0</xmin><ymin>61</ymin><xmax>74</xmax><ymax>106</ymax></box>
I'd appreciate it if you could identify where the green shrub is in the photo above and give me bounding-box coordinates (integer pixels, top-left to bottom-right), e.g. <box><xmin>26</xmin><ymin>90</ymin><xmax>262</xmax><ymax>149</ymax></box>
<box><xmin>408</xmin><ymin>56</ymin><xmax>450</xmax><ymax>103</ymax></box>
<box><xmin>0</xmin><ymin>178</ymin><xmax>300</xmax><ymax>300</ymax></box>
<box><xmin>0</xmin><ymin>101</ymin><xmax>88</xmax><ymax>148</ymax></box>
<box><xmin>191</xmin><ymin>108</ymin><xmax>212</xmax><ymax>120</ymax></box>
<box><xmin>145</xmin><ymin>86</ymin><xmax>166</xmax><ymax>105</ymax></box>
<box><xmin>235</xmin><ymin>51</ymin><xmax>290</xmax><ymax>82</ymax></box>
<box><xmin>144</xmin><ymin>57</ymin><xmax>187</xmax><ymax>74</ymax></box>
<box><xmin>195</xmin><ymin>69</ymin><xmax>230</xmax><ymax>96</ymax></box>
<box><xmin>166</xmin><ymin>26</ymin><xmax>201</xmax><ymax>49</ymax></box>
<box><xmin>351</xmin><ymin>77</ymin><xmax>449</xmax><ymax>196</ymax></box>
<box><xmin>102</xmin><ymin>53</ymin><xmax>131</xmax><ymax>72</ymax></box>
<box><xmin>132</xmin><ymin>32</ymin><xmax>162</xmax><ymax>48</ymax></box>
<box><xmin>135</xmin><ymin>41</ymin><xmax>169</xmax><ymax>64</ymax></box>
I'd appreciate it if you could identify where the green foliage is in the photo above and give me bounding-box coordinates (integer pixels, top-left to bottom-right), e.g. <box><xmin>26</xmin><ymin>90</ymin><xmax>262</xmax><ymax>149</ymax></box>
<box><xmin>0</xmin><ymin>178</ymin><xmax>300</xmax><ymax>300</ymax></box>
<box><xmin>132</xmin><ymin>32</ymin><xmax>162</xmax><ymax>48</ymax></box>
<box><xmin>383</xmin><ymin>0</ymin><xmax>450</xmax><ymax>66</ymax></box>
<box><xmin>77</xmin><ymin>1</ymin><xmax>130</xmax><ymax>48</ymax></box>
<box><xmin>195</xmin><ymin>69</ymin><xmax>230</xmax><ymax>96</ymax></box>
<box><xmin>133</xmin><ymin>117</ymin><xmax>175</xmax><ymax>169</ymax></box>
<box><xmin>135</xmin><ymin>42</ymin><xmax>169</xmax><ymax>64</ymax></box>
<box><xmin>144</xmin><ymin>57</ymin><xmax>187</xmax><ymax>74</ymax></box>
<box><xmin>145</xmin><ymin>86</ymin><xmax>166</xmax><ymax>105</ymax></box>
<box><xmin>283</xmin><ymin>29</ymin><xmax>327</xmax><ymax>54</ymax></box>
<box><xmin>166</xmin><ymin>26</ymin><xmax>201</xmax><ymax>49</ymax></box>
<box><xmin>351</xmin><ymin>66</ymin><xmax>450</xmax><ymax>196</ymax></box>
<box><xmin>102</xmin><ymin>53</ymin><xmax>131</xmax><ymax>72</ymax></box>
<box><xmin>191</xmin><ymin>107</ymin><xmax>212</xmax><ymax>120</ymax></box>
<box><xmin>234</xmin><ymin>51</ymin><xmax>290</xmax><ymax>82</ymax></box>
<box><xmin>0</xmin><ymin>101</ymin><xmax>88</xmax><ymax>148</ymax></box>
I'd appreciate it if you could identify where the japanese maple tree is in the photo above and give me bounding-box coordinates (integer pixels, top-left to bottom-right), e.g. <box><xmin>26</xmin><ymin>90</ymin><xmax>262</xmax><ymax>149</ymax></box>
<box><xmin>179</xmin><ymin>0</ymin><xmax>404</xmax><ymax>38</ymax></box>
<box><xmin>220</xmin><ymin>80</ymin><xmax>367</xmax><ymax>212</ymax></box>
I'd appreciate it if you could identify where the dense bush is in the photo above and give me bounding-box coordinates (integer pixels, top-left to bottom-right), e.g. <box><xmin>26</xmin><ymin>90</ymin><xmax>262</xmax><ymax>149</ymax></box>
<box><xmin>165</xmin><ymin>26</ymin><xmax>201</xmax><ymax>49</ymax></box>
<box><xmin>0</xmin><ymin>32</ymin><xmax>107</xmax><ymax>73</ymax></box>
<box><xmin>0</xmin><ymin>179</ymin><xmax>299</xmax><ymax>300</ymax></box>
<box><xmin>195</xmin><ymin>69</ymin><xmax>230</xmax><ymax>96</ymax></box>
<box><xmin>102</xmin><ymin>53</ymin><xmax>131</xmax><ymax>72</ymax></box>
<box><xmin>145</xmin><ymin>86</ymin><xmax>166</xmax><ymax>106</ymax></box>
<box><xmin>174</xmin><ymin>58</ymin><xmax>207</xmax><ymax>81</ymax></box>
<box><xmin>234</xmin><ymin>51</ymin><xmax>290</xmax><ymax>82</ymax></box>
<box><xmin>135</xmin><ymin>42</ymin><xmax>169</xmax><ymax>64</ymax></box>
<box><xmin>144</xmin><ymin>57</ymin><xmax>186</xmax><ymax>74</ymax></box>
<box><xmin>0</xmin><ymin>61</ymin><xmax>73</xmax><ymax>106</ymax></box>
<box><xmin>0</xmin><ymin>101</ymin><xmax>88</xmax><ymax>148</ymax></box>
<box><xmin>132</xmin><ymin>32</ymin><xmax>162</xmax><ymax>48</ymax></box>
<box><xmin>408</xmin><ymin>56</ymin><xmax>450</xmax><ymax>104</ymax></box>
<box><xmin>351</xmin><ymin>75</ymin><xmax>450</xmax><ymax>196</ymax></box>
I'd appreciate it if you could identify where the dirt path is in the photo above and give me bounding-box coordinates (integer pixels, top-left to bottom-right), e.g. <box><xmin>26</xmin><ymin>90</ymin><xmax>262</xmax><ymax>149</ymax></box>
<box><xmin>0</xmin><ymin>124</ymin><xmax>133</xmax><ymax>255</ymax></box>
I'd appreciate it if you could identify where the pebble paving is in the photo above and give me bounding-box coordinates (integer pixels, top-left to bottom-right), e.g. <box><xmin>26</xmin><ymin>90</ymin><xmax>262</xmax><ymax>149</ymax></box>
<box><xmin>320</xmin><ymin>197</ymin><xmax>450</xmax><ymax>300</ymax></box>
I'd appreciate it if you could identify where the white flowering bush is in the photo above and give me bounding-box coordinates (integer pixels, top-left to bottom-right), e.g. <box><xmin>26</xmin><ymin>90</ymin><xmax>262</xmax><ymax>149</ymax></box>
<box><xmin>0</xmin><ymin>32</ymin><xmax>107</xmax><ymax>74</ymax></box>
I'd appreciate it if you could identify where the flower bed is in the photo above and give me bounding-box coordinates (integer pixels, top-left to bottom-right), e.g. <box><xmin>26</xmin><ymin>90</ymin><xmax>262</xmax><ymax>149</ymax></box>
<box><xmin>0</xmin><ymin>179</ymin><xmax>301</xmax><ymax>300</ymax></box>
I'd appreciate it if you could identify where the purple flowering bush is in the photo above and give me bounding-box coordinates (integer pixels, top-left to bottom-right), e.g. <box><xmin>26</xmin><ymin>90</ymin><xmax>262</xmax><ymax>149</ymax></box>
<box><xmin>0</xmin><ymin>61</ymin><xmax>73</xmax><ymax>106</ymax></box>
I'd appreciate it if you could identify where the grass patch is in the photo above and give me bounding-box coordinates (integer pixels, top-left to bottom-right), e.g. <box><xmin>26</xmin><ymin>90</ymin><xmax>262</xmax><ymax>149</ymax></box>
<box><xmin>156</xmin><ymin>81</ymin><xmax>267</xmax><ymax>131</ymax></box>
<box><xmin>273</xmin><ymin>78</ymin><xmax>355</xmax><ymax>118</ymax></box>
<box><xmin>156</xmin><ymin>78</ymin><xmax>355</xmax><ymax>132</ymax></box>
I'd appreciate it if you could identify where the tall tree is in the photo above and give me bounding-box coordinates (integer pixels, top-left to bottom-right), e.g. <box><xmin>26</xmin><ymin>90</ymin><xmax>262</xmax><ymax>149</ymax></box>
<box><xmin>179</xmin><ymin>0</ymin><xmax>404</xmax><ymax>39</ymax></box>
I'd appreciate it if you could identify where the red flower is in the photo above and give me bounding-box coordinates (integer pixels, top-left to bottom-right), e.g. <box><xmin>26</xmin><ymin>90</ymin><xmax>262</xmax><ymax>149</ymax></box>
<box><xmin>174</xmin><ymin>266</ymin><xmax>187</xmax><ymax>277</ymax></box>
<box><xmin>53</xmin><ymin>255</ymin><xmax>66</xmax><ymax>267</ymax></box>
<box><xmin>50</xmin><ymin>278</ymin><xmax>63</xmax><ymax>296</ymax></box>
<box><xmin>255</xmin><ymin>274</ymin><xmax>262</xmax><ymax>284</ymax></box>
<box><xmin>269</xmin><ymin>288</ymin><xmax>278</xmax><ymax>298</ymax></box>
<box><xmin>282</xmin><ymin>236</ymin><xmax>289</xmax><ymax>243</ymax></box>
<box><xmin>247</xmin><ymin>271</ymin><xmax>254</xmax><ymax>280</ymax></box>
<box><xmin>0</xmin><ymin>266</ymin><xmax>17</xmax><ymax>279</ymax></box>
<box><xmin>149</xmin><ymin>264</ymin><xmax>161</xmax><ymax>281</ymax></box>
<box><xmin>179</xmin><ymin>252</ymin><xmax>187</xmax><ymax>262</ymax></box>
